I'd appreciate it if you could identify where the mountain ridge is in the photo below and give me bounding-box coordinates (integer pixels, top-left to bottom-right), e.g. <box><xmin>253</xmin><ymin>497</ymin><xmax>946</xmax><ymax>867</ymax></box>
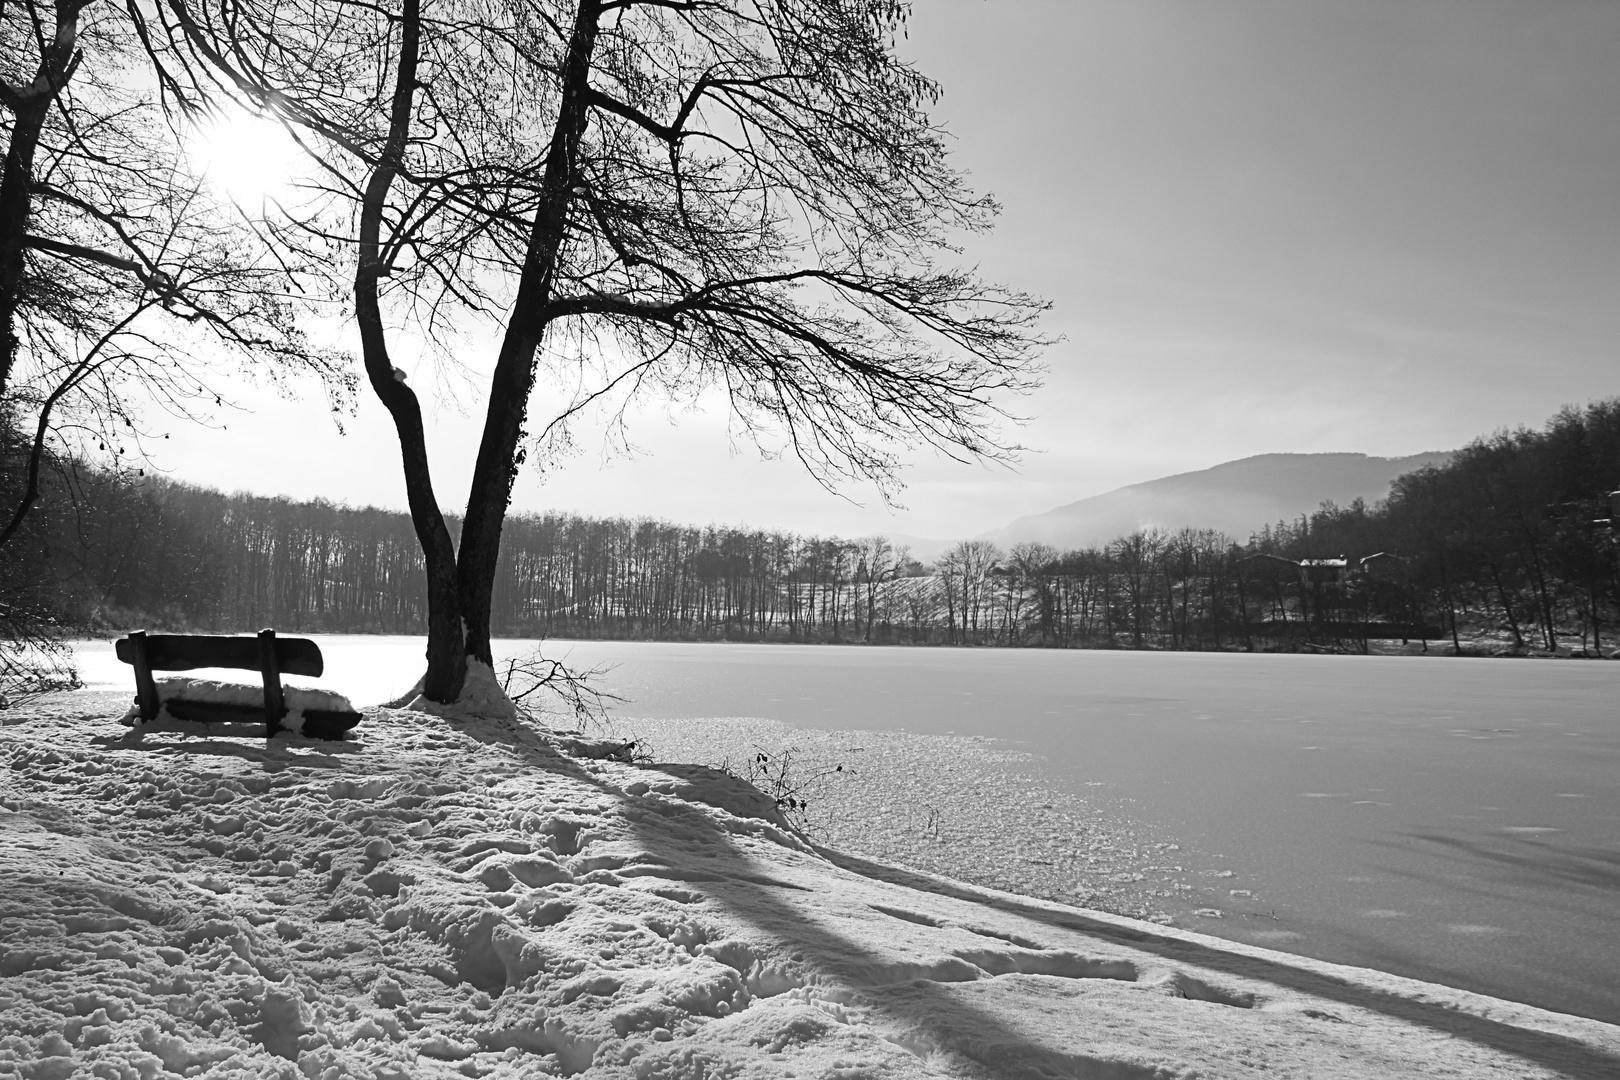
<box><xmin>979</xmin><ymin>450</ymin><xmax>1453</xmax><ymax>552</ymax></box>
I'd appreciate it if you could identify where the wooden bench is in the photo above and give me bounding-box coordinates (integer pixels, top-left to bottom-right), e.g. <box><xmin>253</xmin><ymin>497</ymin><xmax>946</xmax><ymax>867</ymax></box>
<box><xmin>115</xmin><ymin>629</ymin><xmax>362</xmax><ymax>740</ymax></box>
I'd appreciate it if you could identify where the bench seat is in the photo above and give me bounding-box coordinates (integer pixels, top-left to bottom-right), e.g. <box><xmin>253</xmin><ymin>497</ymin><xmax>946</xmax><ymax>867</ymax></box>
<box><xmin>124</xmin><ymin>676</ymin><xmax>361</xmax><ymax>740</ymax></box>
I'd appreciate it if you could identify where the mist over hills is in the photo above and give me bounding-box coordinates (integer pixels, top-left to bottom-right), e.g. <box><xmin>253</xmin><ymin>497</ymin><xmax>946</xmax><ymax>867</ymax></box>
<box><xmin>978</xmin><ymin>451</ymin><xmax>1454</xmax><ymax>553</ymax></box>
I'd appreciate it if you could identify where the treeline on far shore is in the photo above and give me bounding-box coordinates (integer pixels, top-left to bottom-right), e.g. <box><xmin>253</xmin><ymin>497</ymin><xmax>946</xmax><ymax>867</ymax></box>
<box><xmin>7</xmin><ymin>398</ymin><xmax>1620</xmax><ymax>657</ymax></box>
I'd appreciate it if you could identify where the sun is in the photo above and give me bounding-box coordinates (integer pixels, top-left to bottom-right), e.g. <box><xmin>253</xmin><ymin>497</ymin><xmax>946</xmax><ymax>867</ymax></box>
<box><xmin>187</xmin><ymin>110</ymin><xmax>304</xmax><ymax>208</ymax></box>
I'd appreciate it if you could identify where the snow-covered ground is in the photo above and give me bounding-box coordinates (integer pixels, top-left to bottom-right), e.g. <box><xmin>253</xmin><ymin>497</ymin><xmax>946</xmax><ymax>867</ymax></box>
<box><xmin>4</xmin><ymin>690</ymin><xmax>1618</xmax><ymax>1079</ymax></box>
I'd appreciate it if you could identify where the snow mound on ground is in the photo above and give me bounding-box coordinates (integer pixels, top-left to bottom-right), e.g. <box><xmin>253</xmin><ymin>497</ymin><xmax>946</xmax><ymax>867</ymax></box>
<box><xmin>3</xmin><ymin>701</ymin><xmax>1619</xmax><ymax>1079</ymax></box>
<box><xmin>120</xmin><ymin>677</ymin><xmax>356</xmax><ymax>735</ymax></box>
<box><xmin>405</xmin><ymin>659</ymin><xmax>518</xmax><ymax>723</ymax></box>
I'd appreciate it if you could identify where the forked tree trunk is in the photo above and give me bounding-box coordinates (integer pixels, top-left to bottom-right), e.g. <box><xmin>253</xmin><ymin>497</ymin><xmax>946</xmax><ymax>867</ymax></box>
<box><xmin>454</xmin><ymin>0</ymin><xmax>602</xmax><ymax>671</ymax></box>
<box><xmin>358</xmin><ymin>0</ymin><xmax>605</xmax><ymax>701</ymax></box>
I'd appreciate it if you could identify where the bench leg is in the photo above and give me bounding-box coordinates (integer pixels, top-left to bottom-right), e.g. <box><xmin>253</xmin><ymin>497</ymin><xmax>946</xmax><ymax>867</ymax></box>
<box><xmin>129</xmin><ymin>631</ymin><xmax>160</xmax><ymax>723</ymax></box>
<box><xmin>259</xmin><ymin>629</ymin><xmax>285</xmax><ymax>738</ymax></box>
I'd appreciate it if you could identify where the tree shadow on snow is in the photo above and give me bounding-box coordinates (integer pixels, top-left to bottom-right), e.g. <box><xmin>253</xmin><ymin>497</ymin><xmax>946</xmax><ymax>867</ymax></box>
<box><xmin>1379</xmin><ymin>831</ymin><xmax>1620</xmax><ymax>895</ymax></box>
<box><xmin>609</xmin><ymin>762</ymin><xmax>1154</xmax><ymax>1080</ymax></box>
<box><xmin>813</xmin><ymin>848</ymin><xmax>1620</xmax><ymax>1080</ymax></box>
<box><xmin>447</xmin><ymin>727</ymin><xmax>1620</xmax><ymax>1080</ymax></box>
<box><xmin>1282</xmin><ymin>907</ymin><xmax>1609</xmax><ymax>1030</ymax></box>
<box><xmin>163</xmin><ymin>708</ymin><xmax>1612</xmax><ymax>1080</ymax></box>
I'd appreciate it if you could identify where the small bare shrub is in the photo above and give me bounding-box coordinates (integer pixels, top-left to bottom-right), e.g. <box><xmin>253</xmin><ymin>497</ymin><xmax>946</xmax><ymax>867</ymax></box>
<box><xmin>720</xmin><ymin>744</ymin><xmax>849</xmax><ymax>837</ymax></box>
<box><xmin>497</xmin><ymin>646</ymin><xmax>623</xmax><ymax>732</ymax></box>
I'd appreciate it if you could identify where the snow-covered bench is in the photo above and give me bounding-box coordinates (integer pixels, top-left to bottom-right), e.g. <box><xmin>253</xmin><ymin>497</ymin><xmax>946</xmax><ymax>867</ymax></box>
<box><xmin>115</xmin><ymin>630</ymin><xmax>361</xmax><ymax>740</ymax></box>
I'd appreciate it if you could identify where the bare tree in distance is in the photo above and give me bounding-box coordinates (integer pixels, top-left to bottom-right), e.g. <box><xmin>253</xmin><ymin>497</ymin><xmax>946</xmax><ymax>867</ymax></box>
<box><xmin>153</xmin><ymin>0</ymin><xmax>1048</xmax><ymax>703</ymax></box>
<box><xmin>1109</xmin><ymin>527</ymin><xmax>1168</xmax><ymax>650</ymax></box>
<box><xmin>936</xmin><ymin>538</ymin><xmax>1001</xmax><ymax>643</ymax></box>
<box><xmin>854</xmin><ymin>535</ymin><xmax>909</xmax><ymax>643</ymax></box>
<box><xmin>1008</xmin><ymin>540</ymin><xmax>1058</xmax><ymax>643</ymax></box>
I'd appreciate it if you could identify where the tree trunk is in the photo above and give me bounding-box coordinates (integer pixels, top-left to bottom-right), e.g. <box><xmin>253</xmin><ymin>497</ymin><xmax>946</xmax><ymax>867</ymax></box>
<box><xmin>0</xmin><ymin>96</ymin><xmax>50</xmax><ymax>398</ymax></box>
<box><xmin>1439</xmin><ymin>553</ymin><xmax>1462</xmax><ymax>654</ymax></box>
<box><xmin>1487</xmin><ymin>560</ymin><xmax>1523</xmax><ymax>647</ymax></box>
<box><xmin>1588</xmin><ymin>572</ymin><xmax>1601</xmax><ymax>655</ymax></box>
<box><xmin>354</xmin><ymin>0</ymin><xmax>465</xmax><ymax>702</ymax></box>
<box><xmin>0</xmin><ymin>0</ymin><xmax>88</xmax><ymax>396</ymax></box>
<box><xmin>1515</xmin><ymin>517</ymin><xmax>1558</xmax><ymax>651</ymax></box>
<box><xmin>456</xmin><ymin>0</ymin><xmax>602</xmax><ymax>667</ymax></box>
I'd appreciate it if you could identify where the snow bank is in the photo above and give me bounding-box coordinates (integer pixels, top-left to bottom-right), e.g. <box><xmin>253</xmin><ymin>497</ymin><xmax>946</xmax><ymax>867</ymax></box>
<box><xmin>119</xmin><ymin>677</ymin><xmax>356</xmax><ymax>735</ymax></box>
<box><xmin>402</xmin><ymin>659</ymin><xmax>517</xmax><ymax>723</ymax></box>
<box><xmin>3</xmin><ymin>700</ymin><xmax>1618</xmax><ymax>1079</ymax></box>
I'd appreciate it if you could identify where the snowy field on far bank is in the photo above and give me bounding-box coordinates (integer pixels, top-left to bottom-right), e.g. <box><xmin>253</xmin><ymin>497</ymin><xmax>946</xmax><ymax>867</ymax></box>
<box><xmin>3</xmin><ymin>695</ymin><xmax>1619</xmax><ymax>1079</ymax></box>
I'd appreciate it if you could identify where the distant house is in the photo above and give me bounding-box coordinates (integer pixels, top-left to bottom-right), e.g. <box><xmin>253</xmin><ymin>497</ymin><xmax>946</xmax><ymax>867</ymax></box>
<box><xmin>1242</xmin><ymin>552</ymin><xmax>1407</xmax><ymax>589</ymax></box>
<box><xmin>1297</xmin><ymin>558</ymin><xmax>1349</xmax><ymax>587</ymax></box>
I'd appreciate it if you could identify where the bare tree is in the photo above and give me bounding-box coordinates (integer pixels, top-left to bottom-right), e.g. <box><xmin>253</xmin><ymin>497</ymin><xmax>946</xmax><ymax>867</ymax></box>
<box><xmin>1009</xmin><ymin>540</ymin><xmax>1058</xmax><ymax>643</ymax></box>
<box><xmin>937</xmin><ymin>538</ymin><xmax>1000</xmax><ymax>642</ymax></box>
<box><xmin>154</xmin><ymin>0</ymin><xmax>1047</xmax><ymax>701</ymax></box>
<box><xmin>1109</xmin><ymin>528</ymin><xmax>1167</xmax><ymax>649</ymax></box>
<box><xmin>2</xmin><ymin>0</ymin><xmax>350</xmax><ymax>550</ymax></box>
<box><xmin>2</xmin><ymin>0</ymin><xmax>349</xmax><ymax>697</ymax></box>
<box><xmin>853</xmin><ymin>534</ymin><xmax>906</xmax><ymax>642</ymax></box>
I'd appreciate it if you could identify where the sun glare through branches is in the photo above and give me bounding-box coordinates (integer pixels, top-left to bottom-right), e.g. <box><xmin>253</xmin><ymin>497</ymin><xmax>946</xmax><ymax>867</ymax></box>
<box><xmin>185</xmin><ymin>112</ymin><xmax>303</xmax><ymax>209</ymax></box>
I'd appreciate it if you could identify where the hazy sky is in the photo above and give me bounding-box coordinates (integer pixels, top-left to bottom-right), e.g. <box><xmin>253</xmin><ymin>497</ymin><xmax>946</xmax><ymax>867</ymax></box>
<box><xmin>152</xmin><ymin>0</ymin><xmax>1620</xmax><ymax>541</ymax></box>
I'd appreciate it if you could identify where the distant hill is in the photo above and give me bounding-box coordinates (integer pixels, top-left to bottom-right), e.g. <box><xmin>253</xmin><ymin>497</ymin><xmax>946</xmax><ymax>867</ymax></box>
<box><xmin>983</xmin><ymin>451</ymin><xmax>1453</xmax><ymax>552</ymax></box>
<box><xmin>879</xmin><ymin>531</ymin><xmax>955</xmax><ymax>565</ymax></box>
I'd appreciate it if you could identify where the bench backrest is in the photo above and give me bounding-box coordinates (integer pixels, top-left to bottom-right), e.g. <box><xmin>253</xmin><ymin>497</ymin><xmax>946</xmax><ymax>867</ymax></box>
<box><xmin>115</xmin><ymin>633</ymin><xmax>324</xmax><ymax>677</ymax></box>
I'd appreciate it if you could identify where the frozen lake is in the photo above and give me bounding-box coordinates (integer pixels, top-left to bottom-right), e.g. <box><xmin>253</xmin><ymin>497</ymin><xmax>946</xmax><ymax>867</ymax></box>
<box><xmin>74</xmin><ymin>636</ymin><xmax>1620</xmax><ymax>1023</ymax></box>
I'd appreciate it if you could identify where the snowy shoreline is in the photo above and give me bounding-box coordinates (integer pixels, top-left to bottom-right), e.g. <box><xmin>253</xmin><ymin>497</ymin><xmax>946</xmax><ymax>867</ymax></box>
<box><xmin>598</xmin><ymin>716</ymin><xmax>1194</xmax><ymax>925</ymax></box>
<box><xmin>3</xmin><ymin>698</ymin><xmax>1618</xmax><ymax>1078</ymax></box>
